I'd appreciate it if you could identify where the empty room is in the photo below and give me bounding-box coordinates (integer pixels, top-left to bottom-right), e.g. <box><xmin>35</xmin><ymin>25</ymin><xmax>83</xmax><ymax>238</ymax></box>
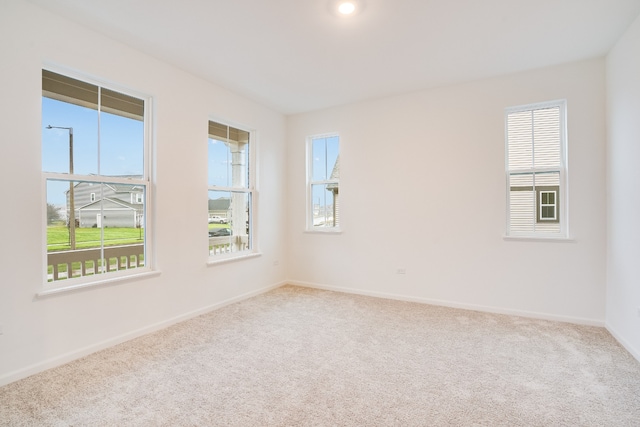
<box><xmin>1</xmin><ymin>0</ymin><xmax>640</xmax><ymax>425</ymax></box>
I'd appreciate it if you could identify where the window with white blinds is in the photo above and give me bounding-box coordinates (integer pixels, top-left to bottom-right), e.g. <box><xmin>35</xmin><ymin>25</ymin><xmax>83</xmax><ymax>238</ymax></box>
<box><xmin>505</xmin><ymin>100</ymin><xmax>567</xmax><ymax>237</ymax></box>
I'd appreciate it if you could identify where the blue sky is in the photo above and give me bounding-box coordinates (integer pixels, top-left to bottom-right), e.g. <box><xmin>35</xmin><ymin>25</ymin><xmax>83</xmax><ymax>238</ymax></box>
<box><xmin>208</xmin><ymin>137</ymin><xmax>243</xmax><ymax>189</ymax></box>
<box><xmin>42</xmin><ymin>97</ymin><xmax>144</xmax><ymax>205</ymax></box>
<box><xmin>311</xmin><ymin>135</ymin><xmax>339</xmax><ymax>212</ymax></box>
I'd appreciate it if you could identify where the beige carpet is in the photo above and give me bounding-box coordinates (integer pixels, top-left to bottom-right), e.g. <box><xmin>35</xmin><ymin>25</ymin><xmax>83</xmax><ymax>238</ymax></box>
<box><xmin>1</xmin><ymin>285</ymin><xmax>639</xmax><ymax>426</ymax></box>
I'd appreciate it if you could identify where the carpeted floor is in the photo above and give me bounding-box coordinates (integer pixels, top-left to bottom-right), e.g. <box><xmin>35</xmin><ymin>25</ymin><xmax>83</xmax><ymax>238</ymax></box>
<box><xmin>1</xmin><ymin>285</ymin><xmax>639</xmax><ymax>426</ymax></box>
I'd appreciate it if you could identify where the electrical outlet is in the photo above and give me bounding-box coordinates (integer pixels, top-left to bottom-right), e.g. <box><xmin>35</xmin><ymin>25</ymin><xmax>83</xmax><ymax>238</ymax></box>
<box><xmin>0</xmin><ymin>324</ymin><xmax>3</xmax><ymax>335</ymax></box>
<box><xmin>396</xmin><ymin>268</ymin><xmax>406</xmax><ymax>275</ymax></box>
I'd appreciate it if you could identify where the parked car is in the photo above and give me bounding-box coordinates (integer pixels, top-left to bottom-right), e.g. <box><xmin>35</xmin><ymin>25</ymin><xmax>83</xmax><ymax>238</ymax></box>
<box><xmin>209</xmin><ymin>228</ymin><xmax>231</xmax><ymax>237</ymax></box>
<box><xmin>208</xmin><ymin>215</ymin><xmax>228</xmax><ymax>224</ymax></box>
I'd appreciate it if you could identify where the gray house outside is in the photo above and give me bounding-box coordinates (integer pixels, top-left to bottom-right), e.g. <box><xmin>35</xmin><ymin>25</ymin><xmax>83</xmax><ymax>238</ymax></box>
<box><xmin>68</xmin><ymin>180</ymin><xmax>144</xmax><ymax>228</ymax></box>
<box><xmin>208</xmin><ymin>197</ymin><xmax>231</xmax><ymax>221</ymax></box>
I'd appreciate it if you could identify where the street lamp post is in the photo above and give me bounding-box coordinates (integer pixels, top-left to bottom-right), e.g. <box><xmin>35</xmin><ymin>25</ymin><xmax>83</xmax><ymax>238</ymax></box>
<box><xmin>46</xmin><ymin>125</ymin><xmax>76</xmax><ymax>250</ymax></box>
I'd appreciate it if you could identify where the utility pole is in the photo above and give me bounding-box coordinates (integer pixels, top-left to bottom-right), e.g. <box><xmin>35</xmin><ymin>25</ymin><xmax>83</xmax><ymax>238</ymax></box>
<box><xmin>47</xmin><ymin>125</ymin><xmax>76</xmax><ymax>250</ymax></box>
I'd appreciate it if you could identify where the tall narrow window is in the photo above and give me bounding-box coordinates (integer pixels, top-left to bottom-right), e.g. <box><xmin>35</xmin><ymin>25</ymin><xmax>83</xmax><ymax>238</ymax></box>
<box><xmin>208</xmin><ymin>120</ymin><xmax>254</xmax><ymax>259</ymax></box>
<box><xmin>307</xmin><ymin>134</ymin><xmax>340</xmax><ymax>230</ymax></box>
<box><xmin>506</xmin><ymin>100</ymin><xmax>567</xmax><ymax>237</ymax></box>
<box><xmin>42</xmin><ymin>69</ymin><xmax>151</xmax><ymax>288</ymax></box>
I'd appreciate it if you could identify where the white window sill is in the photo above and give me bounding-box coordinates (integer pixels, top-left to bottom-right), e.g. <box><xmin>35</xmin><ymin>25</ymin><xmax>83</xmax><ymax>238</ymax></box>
<box><xmin>503</xmin><ymin>235</ymin><xmax>575</xmax><ymax>243</ymax></box>
<box><xmin>304</xmin><ymin>228</ymin><xmax>343</xmax><ymax>235</ymax></box>
<box><xmin>207</xmin><ymin>252</ymin><xmax>262</xmax><ymax>266</ymax></box>
<box><xmin>37</xmin><ymin>270</ymin><xmax>161</xmax><ymax>298</ymax></box>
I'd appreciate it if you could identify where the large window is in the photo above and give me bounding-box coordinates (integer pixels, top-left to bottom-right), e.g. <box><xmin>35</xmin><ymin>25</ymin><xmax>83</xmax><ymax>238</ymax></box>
<box><xmin>506</xmin><ymin>100</ymin><xmax>567</xmax><ymax>237</ymax></box>
<box><xmin>307</xmin><ymin>134</ymin><xmax>340</xmax><ymax>231</ymax></box>
<box><xmin>42</xmin><ymin>69</ymin><xmax>151</xmax><ymax>288</ymax></box>
<box><xmin>208</xmin><ymin>120</ymin><xmax>254</xmax><ymax>259</ymax></box>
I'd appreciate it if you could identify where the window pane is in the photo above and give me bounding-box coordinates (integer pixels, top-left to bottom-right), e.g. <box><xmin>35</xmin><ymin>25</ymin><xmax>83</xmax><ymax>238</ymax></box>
<box><xmin>99</xmin><ymin>110</ymin><xmax>144</xmax><ymax>176</ymax></box>
<box><xmin>506</xmin><ymin>101</ymin><xmax>565</xmax><ymax>236</ymax></box>
<box><xmin>541</xmin><ymin>206</ymin><xmax>555</xmax><ymax>219</ymax></box>
<box><xmin>43</xmin><ymin>70</ymin><xmax>149</xmax><ymax>285</ymax></box>
<box><xmin>207</xmin><ymin>137</ymin><xmax>249</xmax><ymax>188</ymax></box>
<box><xmin>533</xmin><ymin>107</ymin><xmax>561</xmax><ymax>169</ymax></box>
<box><xmin>208</xmin><ymin>190</ymin><xmax>250</xmax><ymax>255</ymax></box>
<box><xmin>42</xmin><ymin>97</ymin><xmax>99</xmax><ymax>175</ymax></box>
<box><xmin>326</xmin><ymin>136</ymin><xmax>339</xmax><ymax>180</ymax></box>
<box><xmin>208</xmin><ymin>121</ymin><xmax>249</xmax><ymax>188</ymax></box>
<box><xmin>311</xmin><ymin>183</ymin><xmax>336</xmax><ymax>227</ymax></box>
<box><xmin>311</xmin><ymin>136</ymin><xmax>339</xmax><ymax>182</ymax></box>
<box><xmin>208</xmin><ymin>137</ymin><xmax>233</xmax><ymax>187</ymax></box>
<box><xmin>507</xmin><ymin>110</ymin><xmax>533</xmax><ymax>170</ymax></box>
<box><xmin>509</xmin><ymin>173</ymin><xmax>535</xmax><ymax>233</ymax></box>
<box><xmin>312</xmin><ymin>138</ymin><xmax>328</xmax><ymax>181</ymax></box>
<box><xmin>46</xmin><ymin>179</ymin><xmax>146</xmax><ymax>282</ymax></box>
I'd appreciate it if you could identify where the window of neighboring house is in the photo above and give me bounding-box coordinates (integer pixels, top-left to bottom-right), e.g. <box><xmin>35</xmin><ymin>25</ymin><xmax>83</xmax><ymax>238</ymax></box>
<box><xmin>506</xmin><ymin>100</ymin><xmax>567</xmax><ymax>237</ymax></box>
<box><xmin>307</xmin><ymin>134</ymin><xmax>340</xmax><ymax>231</ymax></box>
<box><xmin>538</xmin><ymin>189</ymin><xmax>558</xmax><ymax>222</ymax></box>
<box><xmin>42</xmin><ymin>69</ymin><xmax>152</xmax><ymax>289</ymax></box>
<box><xmin>207</xmin><ymin>120</ymin><xmax>255</xmax><ymax>259</ymax></box>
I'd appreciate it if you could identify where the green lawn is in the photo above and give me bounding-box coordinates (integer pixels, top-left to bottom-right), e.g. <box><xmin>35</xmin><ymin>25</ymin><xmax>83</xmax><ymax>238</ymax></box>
<box><xmin>47</xmin><ymin>226</ymin><xmax>144</xmax><ymax>251</ymax></box>
<box><xmin>48</xmin><ymin>224</ymin><xmax>227</xmax><ymax>251</ymax></box>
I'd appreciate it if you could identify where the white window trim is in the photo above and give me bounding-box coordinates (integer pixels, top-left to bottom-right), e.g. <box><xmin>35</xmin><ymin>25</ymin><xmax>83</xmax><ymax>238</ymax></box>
<box><xmin>40</xmin><ymin>66</ymin><xmax>154</xmax><ymax>294</ymax></box>
<box><xmin>306</xmin><ymin>133</ymin><xmax>341</xmax><ymax>232</ymax></box>
<box><xmin>539</xmin><ymin>190</ymin><xmax>557</xmax><ymax>221</ymax></box>
<box><xmin>505</xmin><ymin>99</ymin><xmax>569</xmax><ymax>240</ymax></box>
<box><xmin>207</xmin><ymin>119</ymin><xmax>258</xmax><ymax>261</ymax></box>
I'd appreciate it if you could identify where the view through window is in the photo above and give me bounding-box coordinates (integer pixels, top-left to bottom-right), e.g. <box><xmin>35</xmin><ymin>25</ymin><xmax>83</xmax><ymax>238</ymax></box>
<box><xmin>506</xmin><ymin>100</ymin><xmax>566</xmax><ymax>237</ymax></box>
<box><xmin>208</xmin><ymin>120</ymin><xmax>254</xmax><ymax>258</ymax></box>
<box><xmin>42</xmin><ymin>69</ymin><xmax>150</xmax><ymax>285</ymax></box>
<box><xmin>308</xmin><ymin>134</ymin><xmax>340</xmax><ymax>230</ymax></box>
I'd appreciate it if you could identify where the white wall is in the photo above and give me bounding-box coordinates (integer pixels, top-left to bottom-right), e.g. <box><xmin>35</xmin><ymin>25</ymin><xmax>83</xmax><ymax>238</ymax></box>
<box><xmin>606</xmin><ymin>14</ymin><xmax>640</xmax><ymax>360</ymax></box>
<box><xmin>0</xmin><ymin>0</ymin><xmax>287</xmax><ymax>385</ymax></box>
<box><xmin>287</xmin><ymin>59</ymin><xmax>607</xmax><ymax>324</ymax></box>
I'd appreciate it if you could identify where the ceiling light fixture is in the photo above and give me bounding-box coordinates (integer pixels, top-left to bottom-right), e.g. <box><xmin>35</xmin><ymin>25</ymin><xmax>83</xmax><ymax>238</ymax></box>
<box><xmin>338</xmin><ymin>2</ymin><xmax>356</xmax><ymax>15</ymax></box>
<box><xmin>331</xmin><ymin>0</ymin><xmax>364</xmax><ymax>17</ymax></box>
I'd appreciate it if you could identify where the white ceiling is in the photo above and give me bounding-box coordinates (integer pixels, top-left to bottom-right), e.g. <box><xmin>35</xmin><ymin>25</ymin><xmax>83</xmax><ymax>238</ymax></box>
<box><xmin>28</xmin><ymin>0</ymin><xmax>640</xmax><ymax>115</ymax></box>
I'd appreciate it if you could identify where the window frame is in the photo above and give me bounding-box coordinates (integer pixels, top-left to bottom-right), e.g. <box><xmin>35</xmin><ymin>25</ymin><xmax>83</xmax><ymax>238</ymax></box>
<box><xmin>40</xmin><ymin>67</ymin><xmax>155</xmax><ymax>295</ymax></box>
<box><xmin>538</xmin><ymin>188</ymin><xmax>558</xmax><ymax>222</ymax></box>
<box><xmin>505</xmin><ymin>99</ymin><xmax>568</xmax><ymax>239</ymax></box>
<box><xmin>306</xmin><ymin>133</ymin><xmax>341</xmax><ymax>233</ymax></box>
<box><xmin>206</xmin><ymin>118</ymin><xmax>258</xmax><ymax>263</ymax></box>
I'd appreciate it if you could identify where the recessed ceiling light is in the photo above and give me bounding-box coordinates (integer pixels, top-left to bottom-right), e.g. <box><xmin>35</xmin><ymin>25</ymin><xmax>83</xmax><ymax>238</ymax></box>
<box><xmin>330</xmin><ymin>0</ymin><xmax>364</xmax><ymax>17</ymax></box>
<box><xmin>338</xmin><ymin>2</ymin><xmax>356</xmax><ymax>15</ymax></box>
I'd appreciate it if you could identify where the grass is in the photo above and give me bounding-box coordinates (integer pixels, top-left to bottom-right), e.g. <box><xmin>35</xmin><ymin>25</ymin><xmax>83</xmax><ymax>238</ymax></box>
<box><xmin>47</xmin><ymin>226</ymin><xmax>144</xmax><ymax>251</ymax></box>
<box><xmin>48</xmin><ymin>224</ymin><xmax>227</xmax><ymax>251</ymax></box>
<box><xmin>208</xmin><ymin>223</ymin><xmax>228</xmax><ymax>230</ymax></box>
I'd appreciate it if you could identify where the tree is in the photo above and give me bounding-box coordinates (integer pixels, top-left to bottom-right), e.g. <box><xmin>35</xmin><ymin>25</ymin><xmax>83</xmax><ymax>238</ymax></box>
<box><xmin>47</xmin><ymin>203</ymin><xmax>62</xmax><ymax>225</ymax></box>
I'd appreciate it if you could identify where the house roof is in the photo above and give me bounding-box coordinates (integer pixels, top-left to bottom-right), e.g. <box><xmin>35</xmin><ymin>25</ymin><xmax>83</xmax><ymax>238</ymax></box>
<box><xmin>77</xmin><ymin>197</ymin><xmax>140</xmax><ymax>211</ymax></box>
<box><xmin>66</xmin><ymin>177</ymin><xmax>144</xmax><ymax>194</ymax></box>
<box><xmin>109</xmin><ymin>183</ymin><xmax>143</xmax><ymax>193</ymax></box>
<box><xmin>27</xmin><ymin>0</ymin><xmax>640</xmax><ymax>115</ymax></box>
<box><xmin>208</xmin><ymin>197</ymin><xmax>231</xmax><ymax>211</ymax></box>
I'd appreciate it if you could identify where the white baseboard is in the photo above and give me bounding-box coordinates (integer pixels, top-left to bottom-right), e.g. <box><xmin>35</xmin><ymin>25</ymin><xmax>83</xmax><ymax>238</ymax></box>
<box><xmin>0</xmin><ymin>281</ymin><xmax>286</xmax><ymax>388</ymax></box>
<box><xmin>605</xmin><ymin>323</ymin><xmax>640</xmax><ymax>364</ymax></box>
<box><xmin>287</xmin><ymin>280</ymin><xmax>605</xmax><ymax>327</ymax></box>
